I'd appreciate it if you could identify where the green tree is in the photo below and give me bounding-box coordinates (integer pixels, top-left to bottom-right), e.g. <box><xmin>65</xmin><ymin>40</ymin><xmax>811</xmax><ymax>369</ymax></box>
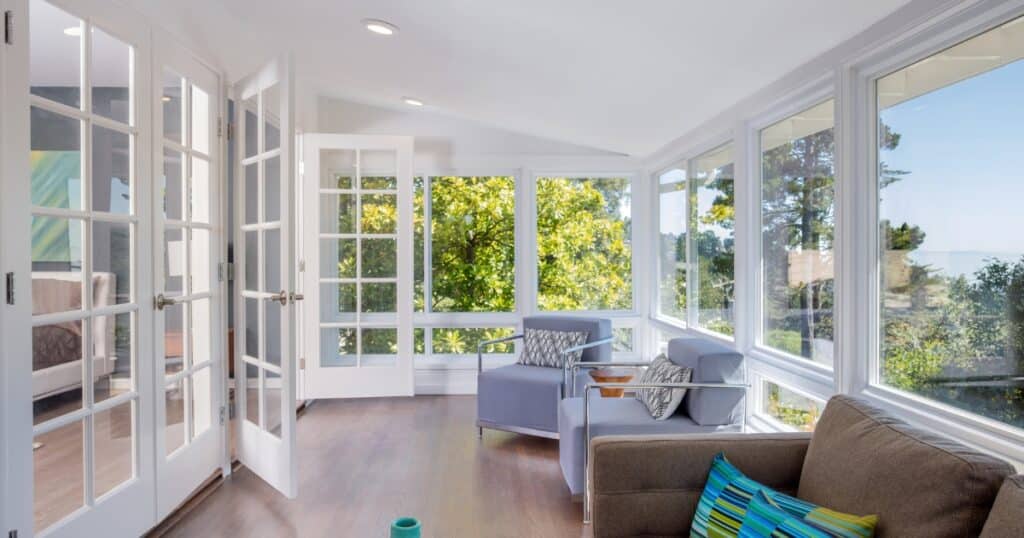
<box><xmin>427</xmin><ymin>176</ymin><xmax>516</xmax><ymax>312</ymax></box>
<box><xmin>693</xmin><ymin>164</ymin><xmax>736</xmax><ymax>334</ymax></box>
<box><xmin>761</xmin><ymin>128</ymin><xmax>835</xmax><ymax>357</ymax></box>
<box><xmin>535</xmin><ymin>177</ymin><xmax>632</xmax><ymax>311</ymax></box>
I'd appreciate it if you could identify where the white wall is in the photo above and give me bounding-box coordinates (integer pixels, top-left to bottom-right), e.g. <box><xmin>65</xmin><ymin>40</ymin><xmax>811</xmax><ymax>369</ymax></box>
<box><xmin>316</xmin><ymin>96</ymin><xmax>640</xmax><ymax>172</ymax></box>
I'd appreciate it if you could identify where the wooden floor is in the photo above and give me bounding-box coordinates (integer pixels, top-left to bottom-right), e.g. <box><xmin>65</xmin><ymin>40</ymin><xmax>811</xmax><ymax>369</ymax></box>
<box><xmin>163</xmin><ymin>396</ymin><xmax>591</xmax><ymax>538</ymax></box>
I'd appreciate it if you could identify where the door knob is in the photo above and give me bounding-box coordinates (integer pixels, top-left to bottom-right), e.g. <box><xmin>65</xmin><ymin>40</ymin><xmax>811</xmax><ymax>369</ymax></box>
<box><xmin>289</xmin><ymin>292</ymin><xmax>304</xmax><ymax>304</ymax></box>
<box><xmin>265</xmin><ymin>290</ymin><xmax>288</xmax><ymax>306</ymax></box>
<box><xmin>154</xmin><ymin>293</ymin><xmax>180</xmax><ymax>310</ymax></box>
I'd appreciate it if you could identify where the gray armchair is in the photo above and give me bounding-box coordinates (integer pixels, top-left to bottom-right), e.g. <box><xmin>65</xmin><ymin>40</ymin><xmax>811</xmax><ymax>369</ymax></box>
<box><xmin>558</xmin><ymin>337</ymin><xmax>748</xmax><ymax>518</ymax></box>
<box><xmin>476</xmin><ymin>315</ymin><xmax>613</xmax><ymax>439</ymax></box>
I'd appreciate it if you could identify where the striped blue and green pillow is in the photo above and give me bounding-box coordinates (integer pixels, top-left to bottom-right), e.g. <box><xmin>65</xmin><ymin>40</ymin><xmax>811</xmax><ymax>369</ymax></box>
<box><xmin>690</xmin><ymin>453</ymin><xmax>877</xmax><ymax>538</ymax></box>
<box><xmin>739</xmin><ymin>490</ymin><xmax>833</xmax><ymax>537</ymax></box>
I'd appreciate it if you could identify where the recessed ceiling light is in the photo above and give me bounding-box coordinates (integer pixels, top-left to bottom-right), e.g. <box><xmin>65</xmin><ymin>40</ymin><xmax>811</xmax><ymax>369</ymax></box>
<box><xmin>363</xmin><ymin>18</ymin><xmax>398</xmax><ymax>36</ymax></box>
<box><xmin>402</xmin><ymin>97</ymin><xmax>424</xmax><ymax>107</ymax></box>
<box><xmin>63</xmin><ymin>26</ymin><xmax>82</xmax><ymax>37</ymax></box>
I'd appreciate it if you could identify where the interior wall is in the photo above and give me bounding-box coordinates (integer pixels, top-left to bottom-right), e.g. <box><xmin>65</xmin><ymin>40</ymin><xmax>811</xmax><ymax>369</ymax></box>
<box><xmin>316</xmin><ymin>96</ymin><xmax>640</xmax><ymax>171</ymax></box>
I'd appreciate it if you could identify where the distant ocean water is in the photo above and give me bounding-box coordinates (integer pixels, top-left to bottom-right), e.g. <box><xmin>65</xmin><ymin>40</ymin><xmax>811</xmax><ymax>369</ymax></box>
<box><xmin>909</xmin><ymin>251</ymin><xmax>1024</xmax><ymax>279</ymax></box>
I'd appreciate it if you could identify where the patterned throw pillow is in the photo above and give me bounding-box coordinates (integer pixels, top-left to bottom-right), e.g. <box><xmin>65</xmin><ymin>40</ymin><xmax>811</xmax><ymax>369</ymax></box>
<box><xmin>634</xmin><ymin>354</ymin><xmax>692</xmax><ymax>420</ymax></box>
<box><xmin>517</xmin><ymin>328</ymin><xmax>588</xmax><ymax>368</ymax></box>
<box><xmin>691</xmin><ymin>453</ymin><xmax>877</xmax><ymax>538</ymax></box>
<box><xmin>739</xmin><ymin>490</ymin><xmax>836</xmax><ymax>537</ymax></box>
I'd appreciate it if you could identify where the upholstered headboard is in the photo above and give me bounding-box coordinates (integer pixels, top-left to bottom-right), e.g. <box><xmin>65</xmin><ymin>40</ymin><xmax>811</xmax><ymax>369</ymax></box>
<box><xmin>31</xmin><ymin>272</ymin><xmax>117</xmax><ymax>370</ymax></box>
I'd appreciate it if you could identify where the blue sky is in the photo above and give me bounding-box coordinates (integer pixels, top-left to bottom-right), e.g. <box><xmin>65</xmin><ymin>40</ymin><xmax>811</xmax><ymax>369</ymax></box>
<box><xmin>881</xmin><ymin>58</ymin><xmax>1024</xmax><ymax>275</ymax></box>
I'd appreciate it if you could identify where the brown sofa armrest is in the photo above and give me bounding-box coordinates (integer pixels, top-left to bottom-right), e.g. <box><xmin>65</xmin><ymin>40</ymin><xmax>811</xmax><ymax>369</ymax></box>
<box><xmin>590</xmin><ymin>433</ymin><xmax>812</xmax><ymax>537</ymax></box>
<box><xmin>981</xmin><ymin>475</ymin><xmax>1024</xmax><ymax>538</ymax></box>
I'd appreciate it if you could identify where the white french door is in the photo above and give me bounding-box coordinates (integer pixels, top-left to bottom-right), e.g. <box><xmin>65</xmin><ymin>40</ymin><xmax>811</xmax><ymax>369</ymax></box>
<box><xmin>152</xmin><ymin>34</ymin><xmax>224</xmax><ymax>519</ymax></box>
<box><xmin>301</xmin><ymin>134</ymin><xmax>414</xmax><ymax>399</ymax></box>
<box><xmin>232</xmin><ymin>54</ymin><xmax>299</xmax><ymax>498</ymax></box>
<box><xmin>9</xmin><ymin>0</ymin><xmax>157</xmax><ymax>536</ymax></box>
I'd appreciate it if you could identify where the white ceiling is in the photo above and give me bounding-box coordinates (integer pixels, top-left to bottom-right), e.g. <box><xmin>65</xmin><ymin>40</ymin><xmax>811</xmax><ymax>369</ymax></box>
<box><xmin>121</xmin><ymin>0</ymin><xmax>913</xmax><ymax>157</ymax></box>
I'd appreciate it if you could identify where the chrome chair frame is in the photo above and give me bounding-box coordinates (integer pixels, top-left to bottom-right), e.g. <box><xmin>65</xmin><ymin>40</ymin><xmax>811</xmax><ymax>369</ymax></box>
<box><xmin>475</xmin><ymin>334</ymin><xmax>615</xmax><ymax>438</ymax></box>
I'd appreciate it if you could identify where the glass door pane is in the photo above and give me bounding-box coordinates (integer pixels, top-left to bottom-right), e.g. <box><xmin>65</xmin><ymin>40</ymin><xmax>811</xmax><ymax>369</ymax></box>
<box><xmin>319</xmin><ymin>148</ymin><xmax>400</xmax><ymax>368</ymax></box>
<box><xmin>27</xmin><ymin>1</ymin><xmax>145</xmax><ymax>533</ymax></box>
<box><xmin>158</xmin><ymin>70</ymin><xmax>216</xmax><ymax>458</ymax></box>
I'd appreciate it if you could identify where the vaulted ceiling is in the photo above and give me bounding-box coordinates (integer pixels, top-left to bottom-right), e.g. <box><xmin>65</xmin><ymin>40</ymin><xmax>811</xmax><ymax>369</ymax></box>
<box><xmin>122</xmin><ymin>0</ymin><xmax>913</xmax><ymax>156</ymax></box>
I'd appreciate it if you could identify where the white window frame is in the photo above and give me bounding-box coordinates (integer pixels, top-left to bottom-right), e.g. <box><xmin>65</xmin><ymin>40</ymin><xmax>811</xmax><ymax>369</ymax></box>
<box><xmin>414</xmin><ymin>169</ymin><xmax>646</xmax><ymax>369</ymax></box>
<box><xmin>412</xmin><ymin>169</ymin><xmax>522</xmax><ymax>370</ymax></box>
<box><xmin>531</xmin><ymin>171</ymin><xmax>639</xmax><ymax>317</ymax></box>
<box><xmin>643</xmin><ymin>2</ymin><xmax>1024</xmax><ymax>464</ymax></box>
<box><xmin>843</xmin><ymin>0</ymin><xmax>1024</xmax><ymax>464</ymax></box>
<box><xmin>651</xmin><ymin>160</ymin><xmax>689</xmax><ymax>331</ymax></box>
<box><xmin>685</xmin><ymin>138</ymin><xmax>738</xmax><ymax>345</ymax></box>
<box><xmin>744</xmin><ymin>77</ymin><xmax>838</xmax><ymax>387</ymax></box>
<box><xmin>646</xmin><ymin>129</ymin><xmax>738</xmax><ymax>352</ymax></box>
<box><xmin>748</xmin><ymin>373</ymin><xmax>828</xmax><ymax>433</ymax></box>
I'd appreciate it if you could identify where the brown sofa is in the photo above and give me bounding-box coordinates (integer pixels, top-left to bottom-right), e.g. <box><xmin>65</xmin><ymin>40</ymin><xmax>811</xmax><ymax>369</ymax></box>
<box><xmin>590</xmin><ymin>395</ymin><xmax>1023</xmax><ymax>537</ymax></box>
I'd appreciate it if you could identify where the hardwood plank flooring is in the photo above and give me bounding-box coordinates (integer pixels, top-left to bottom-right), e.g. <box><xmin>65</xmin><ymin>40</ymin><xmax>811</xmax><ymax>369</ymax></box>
<box><xmin>163</xmin><ymin>396</ymin><xmax>591</xmax><ymax>538</ymax></box>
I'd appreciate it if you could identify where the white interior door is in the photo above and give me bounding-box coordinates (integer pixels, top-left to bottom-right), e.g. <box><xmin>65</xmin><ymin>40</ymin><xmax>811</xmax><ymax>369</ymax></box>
<box><xmin>301</xmin><ymin>134</ymin><xmax>414</xmax><ymax>399</ymax></box>
<box><xmin>8</xmin><ymin>0</ymin><xmax>157</xmax><ymax>536</ymax></box>
<box><xmin>232</xmin><ymin>54</ymin><xmax>298</xmax><ymax>498</ymax></box>
<box><xmin>152</xmin><ymin>34</ymin><xmax>224</xmax><ymax>519</ymax></box>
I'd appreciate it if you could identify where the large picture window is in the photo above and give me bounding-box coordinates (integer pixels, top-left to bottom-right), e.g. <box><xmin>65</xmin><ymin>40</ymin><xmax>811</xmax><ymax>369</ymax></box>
<box><xmin>760</xmin><ymin>100</ymin><xmax>835</xmax><ymax>366</ymax></box>
<box><xmin>657</xmin><ymin>168</ymin><xmax>687</xmax><ymax>323</ymax></box>
<box><xmin>536</xmin><ymin>176</ymin><xmax>633</xmax><ymax>311</ymax></box>
<box><xmin>877</xmin><ymin>16</ymin><xmax>1024</xmax><ymax>429</ymax></box>
<box><xmin>413</xmin><ymin>175</ymin><xmax>517</xmax><ymax>359</ymax></box>
<box><xmin>691</xmin><ymin>146</ymin><xmax>735</xmax><ymax>336</ymax></box>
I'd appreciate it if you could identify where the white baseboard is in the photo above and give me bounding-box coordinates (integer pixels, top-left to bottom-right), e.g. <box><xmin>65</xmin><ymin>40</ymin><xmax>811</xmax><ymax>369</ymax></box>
<box><xmin>414</xmin><ymin>368</ymin><xmax>478</xmax><ymax>395</ymax></box>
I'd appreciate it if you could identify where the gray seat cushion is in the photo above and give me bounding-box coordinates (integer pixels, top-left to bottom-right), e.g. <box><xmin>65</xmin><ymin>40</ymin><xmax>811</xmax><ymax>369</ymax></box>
<box><xmin>668</xmin><ymin>337</ymin><xmax>745</xmax><ymax>425</ymax></box>
<box><xmin>799</xmin><ymin>395</ymin><xmax>1015</xmax><ymax>538</ymax></box>
<box><xmin>558</xmin><ymin>397</ymin><xmax>738</xmax><ymax>495</ymax></box>
<box><xmin>477</xmin><ymin>364</ymin><xmax>592</xmax><ymax>434</ymax></box>
<box><xmin>523</xmin><ymin>315</ymin><xmax>612</xmax><ymax>363</ymax></box>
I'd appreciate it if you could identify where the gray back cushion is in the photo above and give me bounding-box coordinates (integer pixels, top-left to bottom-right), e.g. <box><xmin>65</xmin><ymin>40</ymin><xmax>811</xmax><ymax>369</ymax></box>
<box><xmin>800</xmin><ymin>395</ymin><xmax>1015</xmax><ymax>538</ymax></box>
<box><xmin>667</xmin><ymin>337</ymin><xmax>744</xmax><ymax>425</ymax></box>
<box><xmin>522</xmin><ymin>315</ymin><xmax>612</xmax><ymax>363</ymax></box>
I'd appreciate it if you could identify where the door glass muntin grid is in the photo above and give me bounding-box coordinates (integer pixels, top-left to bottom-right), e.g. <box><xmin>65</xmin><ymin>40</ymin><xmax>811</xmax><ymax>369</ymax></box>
<box><xmin>160</xmin><ymin>67</ymin><xmax>215</xmax><ymax>456</ymax></box>
<box><xmin>28</xmin><ymin>1</ymin><xmax>138</xmax><ymax>531</ymax></box>
<box><xmin>238</xmin><ymin>82</ymin><xmax>286</xmax><ymax>437</ymax></box>
<box><xmin>318</xmin><ymin>149</ymin><xmax>399</xmax><ymax>368</ymax></box>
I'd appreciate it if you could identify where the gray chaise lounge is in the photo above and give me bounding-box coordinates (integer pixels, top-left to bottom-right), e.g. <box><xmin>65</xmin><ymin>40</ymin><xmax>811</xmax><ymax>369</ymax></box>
<box><xmin>476</xmin><ymin>315</ymin><xmax>613</xmax><ymax>439</ymax></box>
<box><xmin>558</xmin><ymin>337</ymin><xmax>747</xmax><ymax>507</ymax></box>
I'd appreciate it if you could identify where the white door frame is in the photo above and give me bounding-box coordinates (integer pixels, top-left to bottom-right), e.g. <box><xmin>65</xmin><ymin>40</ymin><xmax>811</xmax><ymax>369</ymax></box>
<box><xmin>1</xmin><ymin>1</ymin><xmax>33</xmax><ymax>535</ymax></box>
<box><xmin>301</xmin><ymin>134</ymin><xmax>415</xmax><ymax>399</ymax></box>
<box><xmin>151</xmin><ymin>30</ymin><xmax>226</xmax><ymax>520</ymax></box>
<box><xmin>232</xmin><ymin>53</ymin><xmax>298</xmax><ymax>498</ymax></box>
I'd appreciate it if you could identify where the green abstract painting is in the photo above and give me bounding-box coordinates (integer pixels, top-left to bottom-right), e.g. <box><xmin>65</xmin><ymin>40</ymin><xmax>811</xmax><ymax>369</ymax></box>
<box><xmin>31</xmin><ymin>150</ymin><xmax>81</xmax><ymax>263</ymax></box>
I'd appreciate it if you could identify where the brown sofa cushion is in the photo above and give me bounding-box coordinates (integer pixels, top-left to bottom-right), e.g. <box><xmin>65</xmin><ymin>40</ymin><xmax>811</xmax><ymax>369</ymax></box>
<box><xmin>798</xmin><ymin>395</ymin><xmax>1014</xmax><ymax>537</ymax></box>
<box><xmin>980</xmin><ymin>475</ymin><xmax>1024</xmax><ymax>538</ymax></box>
<box><xmin>591</xmin><ymin>433</ymin><xmax>811</xmax><ymax>537</ymax></box>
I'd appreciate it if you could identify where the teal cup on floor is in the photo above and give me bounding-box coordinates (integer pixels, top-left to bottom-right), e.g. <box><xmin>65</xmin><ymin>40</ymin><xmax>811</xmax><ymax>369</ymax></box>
<box><xmin>390</xmin><ymin>517</ymin><xmax>421</xmax><ymax>538</ymax></box>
